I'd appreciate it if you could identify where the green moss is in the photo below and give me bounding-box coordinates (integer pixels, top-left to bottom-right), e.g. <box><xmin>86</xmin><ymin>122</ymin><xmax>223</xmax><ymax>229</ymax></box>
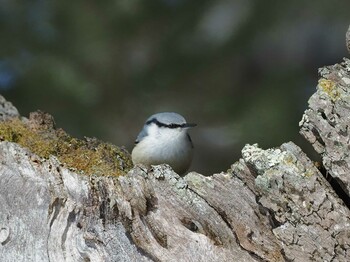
<box><xmin>318</xmin><ymin>78</ymin><xmax>340</xmax><ymax>101</ymax></box>
<box><xmin>0</xmin><ymin>117</ymin><xmax>133</xmax><ymax>176</ymax></box>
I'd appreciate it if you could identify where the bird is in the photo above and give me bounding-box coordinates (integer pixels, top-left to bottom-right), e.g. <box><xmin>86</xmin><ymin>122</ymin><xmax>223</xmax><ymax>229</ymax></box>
<box><xmin>131</xmin><ymin>112</ymin><xmax>196</xmax><ymax>175</ymax></box>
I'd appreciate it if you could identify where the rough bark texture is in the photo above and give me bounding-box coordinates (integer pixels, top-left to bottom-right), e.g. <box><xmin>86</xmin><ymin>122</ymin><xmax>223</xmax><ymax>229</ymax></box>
<box><xmin>234</xmin><ymin>143</ymin><xmax>350</xmax><ymax>261</ymax></box>
<box><xmin>300</xmin><ymin>58</ymin><xmax>350</xmax><ymax>198</ymax></box>
<box><xmin>1</xmin><ymin>139</ymin><xmax>349</xmax><ymax>262</ymax></box>
<box><xmin>1</xmin><ymin>30</ymin><xmax>350</xmax><ymax>262</ymax></box>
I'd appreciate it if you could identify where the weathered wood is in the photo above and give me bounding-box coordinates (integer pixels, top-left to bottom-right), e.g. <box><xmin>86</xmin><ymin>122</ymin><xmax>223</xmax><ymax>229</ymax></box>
<box><xmin>300</xmin><ymin>58</ymin><xmax>350</xmax><ymax>198</ymax></box>
<box><xmin>0</xmin><ymin>141</ymin><xmax>151</xmax><ymax>262</ymax></box>
<box><xmin>233</xmin><ymin>143</ymin><xmax>350</xmax><ymax>261</ymax></box>
<box><xmin>1</xmin><ymin>139</ymin><xmax>348</xmax><ymax>262</ymax></box>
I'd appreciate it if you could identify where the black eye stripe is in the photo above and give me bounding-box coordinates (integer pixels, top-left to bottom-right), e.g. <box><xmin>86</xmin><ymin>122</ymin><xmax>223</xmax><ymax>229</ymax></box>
<box><xmin>146</xmin><ymin>118</ymin><xmax>185</xmax><ymax>128</ymax></box>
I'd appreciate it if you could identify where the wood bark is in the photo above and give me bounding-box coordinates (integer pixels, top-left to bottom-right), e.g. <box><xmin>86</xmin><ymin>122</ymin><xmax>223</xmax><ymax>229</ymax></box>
<box><xmin>300</xmin><ymin>58</ymin><xmax>350</xmax><ymax>199</ymax></box>
<box><xmin>1</xmin><ymin>32</ymin><xmax>350</xmax><ymax>262</ymax></box>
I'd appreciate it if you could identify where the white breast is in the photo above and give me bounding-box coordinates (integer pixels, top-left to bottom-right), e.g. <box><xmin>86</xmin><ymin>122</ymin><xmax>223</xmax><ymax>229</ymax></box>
<box><xmin>131</xmin><ymin>124</ymin><xmax>193</xmax><ymax>174</ymax></box>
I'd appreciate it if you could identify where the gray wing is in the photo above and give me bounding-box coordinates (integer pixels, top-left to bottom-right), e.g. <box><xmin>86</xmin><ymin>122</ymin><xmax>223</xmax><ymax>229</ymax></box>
<box><xmin>135</xmin><ymin>127</ymin><xmax>148</xmax><ymax>144</ymax></box>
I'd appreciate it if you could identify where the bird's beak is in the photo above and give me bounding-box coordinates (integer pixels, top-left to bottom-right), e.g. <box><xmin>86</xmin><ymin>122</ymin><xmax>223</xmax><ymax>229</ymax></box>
<box><xmin>184</xmin><ymin>123</ymin><xmax>197</xmax><ymax>128</ymax></box>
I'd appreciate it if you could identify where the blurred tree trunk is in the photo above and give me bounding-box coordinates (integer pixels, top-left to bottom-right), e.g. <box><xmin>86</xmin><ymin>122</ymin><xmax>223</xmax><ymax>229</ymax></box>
<box><xmin>1</xmin><ymin>39</ymin><xmax>350</xmax><ymax>262</ymax></box>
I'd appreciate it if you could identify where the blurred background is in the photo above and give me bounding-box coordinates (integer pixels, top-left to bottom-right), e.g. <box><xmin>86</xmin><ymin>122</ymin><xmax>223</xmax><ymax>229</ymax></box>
<box><xmin>0</xmin><ymin>1</ymin><xmax>349</xmax><ymax>175</ymax></box>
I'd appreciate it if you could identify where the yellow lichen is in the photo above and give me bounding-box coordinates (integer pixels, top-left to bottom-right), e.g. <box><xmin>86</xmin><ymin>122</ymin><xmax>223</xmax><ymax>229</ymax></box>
<box><xmin>318</xmin><ymin>78</ymin><xmax>340</xmax><ymax>101</ymax></box>
<box><xmin>0</xmin><ymin>117</ymin><xmax>132</xmax><ymax>177</ymax></box>
<box><xmin>303</xmin><ymin>171</ymin><xmax>314</xmax><ymax>177</ymax></box>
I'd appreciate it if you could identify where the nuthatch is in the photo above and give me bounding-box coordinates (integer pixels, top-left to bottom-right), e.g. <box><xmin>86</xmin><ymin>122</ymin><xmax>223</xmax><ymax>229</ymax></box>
<box><xmin>132</xmin><ymin>112</ymin><xmax>196</xmax><ymax>175</ymax></box>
